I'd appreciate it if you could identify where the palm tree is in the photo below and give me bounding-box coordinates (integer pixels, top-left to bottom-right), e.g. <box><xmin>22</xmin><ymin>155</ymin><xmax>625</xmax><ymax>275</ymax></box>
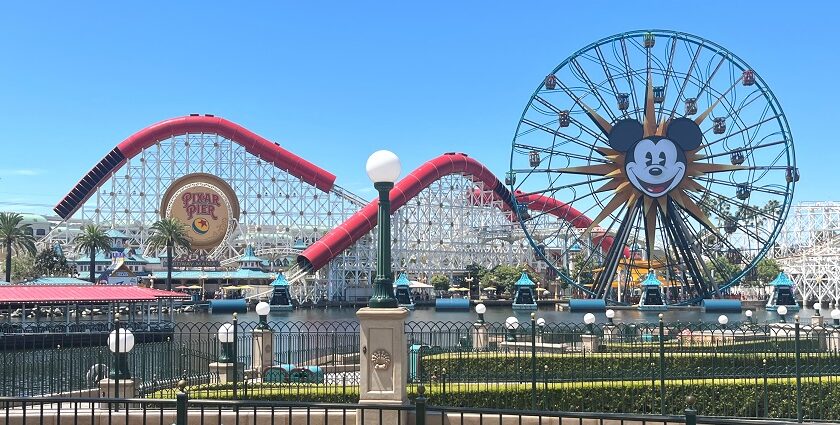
<box><xmin>73</xmin><ymin>225</ymin><xmax>112</xmax><ymax>283</ymax></box>
<box><xmin>0</xmin><ymin>212</ymin><xmax>37</xmax><ymax>283</ymax></box>
<box><xmin>147</xmin><ymin>218</ymin><xmax>192</xmax><ymax>291</ymax></box>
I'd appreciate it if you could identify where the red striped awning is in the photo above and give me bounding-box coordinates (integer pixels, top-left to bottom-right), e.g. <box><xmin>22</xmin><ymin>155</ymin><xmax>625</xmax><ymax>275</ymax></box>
<box><xmin>0</xmin><ymin>285</ymin><xmax>189</xmax><ymax>304</ymax></box>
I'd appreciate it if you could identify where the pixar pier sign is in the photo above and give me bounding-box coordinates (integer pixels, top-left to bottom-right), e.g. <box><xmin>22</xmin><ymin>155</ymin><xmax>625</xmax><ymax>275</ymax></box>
<box><xmin>160</xmin><ymin>173</ymin><xmax>240</xmax><ymax>251</ymax></box>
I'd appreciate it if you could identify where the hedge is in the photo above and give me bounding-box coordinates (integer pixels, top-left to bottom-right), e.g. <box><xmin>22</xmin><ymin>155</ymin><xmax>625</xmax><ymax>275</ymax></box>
<box><xmin>419</xmin><ymin>351</ymin><xmax>840</xmax><ymax>382</ymax></box>
<box><xmin>603</xmin><ymin>338</ymin><xmax>822</xmax><ymax>353</ymax></box>
<box><xmin>156</xmin><ymin>376</ymin><xmax>840</xmax><ymax>421</ymax></box>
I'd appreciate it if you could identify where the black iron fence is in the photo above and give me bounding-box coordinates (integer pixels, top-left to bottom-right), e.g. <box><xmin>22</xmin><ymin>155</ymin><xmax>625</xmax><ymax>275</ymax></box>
<box><xmin>2</xmin><ymin>316</ymin><xmax>839</xmax><ymax>421</ymax></box>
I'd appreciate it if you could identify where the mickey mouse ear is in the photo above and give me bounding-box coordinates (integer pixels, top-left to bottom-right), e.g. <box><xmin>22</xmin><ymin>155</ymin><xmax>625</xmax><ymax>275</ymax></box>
<box><xmin>608</xmin><ymin>119</ymin><xmax>643</xmax><ymax>152</ymax></box>
<box><xmin>666</xmin><ymin>118</ymin><xmax>702</xmax><ymax>151</ymax></box>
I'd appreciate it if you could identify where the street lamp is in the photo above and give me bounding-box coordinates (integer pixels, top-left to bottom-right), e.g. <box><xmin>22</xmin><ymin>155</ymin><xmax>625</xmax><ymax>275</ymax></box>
<box><xmin>217</xmin><ymin>322</ymin><xmax>235</xmax><ymax>363</ymax></box>
<box><xmin>366</xmin><ymin>150</ymin><xmax>402</xmax><ymax>308</ymax></box>
<box><xmin>718</xmin><ymin>315</ymin><xmax>729</xmax><ymax>329</ymax></box>
<box><xmin>255</xmin><ymin>302</ymin><xmax>270</xmax><ymax>330</ymax></box>
<box><xmin>475</xmin><ymin>303</ymin><xmax>486</xmax><ymax>324</ymax></box>
<box><xmin>831</xmin><ymin>309</ymin><xmax>840</xmax><ymax>326</ymax></box>
<box><xmin>536</xmin><ymin>317</ymin><xmax>546</xmax><ymax>339</ymax></box>
<box><xmin>605</xmin><ymin>309</ymin><xmax>615</xmax><ymax>325</ymax></box>
<box><xmin>745</xmin><ymin>309</ymin><xmax>753</xmax><ymax>324</ymax></box>
<box><xmin>813</xmin><ymin>302</ymin><xmax>821</xmax><ymax>316</ymax></box>
<box><xmin>777</xmin><ymin>305</ymin><xmax>788</xmax><ymax>323</ymax></box>
<box><xmin>583</xmin><ymin>312</ymin><xmax>596</xmax><ymax>334</ymax></box>
<box><xmin>108</xmin><ymin>327</ymin><xmax>135</xmax><ymax>379</ymax></box>
<box><xmin>505</xmin><ymin>316</ymin><xmax>519</xmax><ymax>342</ymax></box>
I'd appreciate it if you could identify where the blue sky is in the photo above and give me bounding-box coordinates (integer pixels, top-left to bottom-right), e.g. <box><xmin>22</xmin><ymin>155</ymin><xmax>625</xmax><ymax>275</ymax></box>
<box><xmin>0</xmin><ymin>1</ymin><xmax>837</xmax><ymax>214</ymax></box>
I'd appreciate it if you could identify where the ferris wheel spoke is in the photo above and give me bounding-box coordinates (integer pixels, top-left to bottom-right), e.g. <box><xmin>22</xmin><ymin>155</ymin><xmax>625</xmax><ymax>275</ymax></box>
<box><xmin>514</xmin><ymin>144</ymin><xmax>611</xmax><ymax>164</ymax></box>
<box><xmin>517</xmin><ymin>177</ymin><xmax>612</xmax><ymax>197</ymax></box>
<box><xmin>693</xmin><ymin>176</ymin><xmax>788</xmax><ymax>197</ymax></box>
<box><xmin>569</xmin><ymin>58</ymin><xmax>618</xmax><ymax>122</ymax></box>
<box><xmin>618</xmin><ymin>37</ymin><xmax>643</xmax><ymax>122</ymax></box>
<box><xmin>667</xmin><ymin>40</ymin><xmax>703</xmax><ymax>122</ymax></box>
<box><xmin>594</xmin><ymin>198</ymin><xmax>641</xmax><ymax>298</ymax></box>
<box><xmin>533</xmin><ymin>95</ymin><xmax>610</xmax><ymax>143</ymax></box>
<box><xmin>702</xmin><ymin>114</ymin><xmax>783</xmax><ymax>149</ymax></box>
<box><xmin>699</xmin><ymin>139</ymin><xmax>787</xmax><ymax>162</ymax></box>
<box><xmin>519</xmin><ymin>118</ymin><xmax>607</xmax><ymax>152</ymax></box>
<box><xmin>693</xmin><ymin>54</ymin><xmax>727</xmax><ymax>105</ymax></box>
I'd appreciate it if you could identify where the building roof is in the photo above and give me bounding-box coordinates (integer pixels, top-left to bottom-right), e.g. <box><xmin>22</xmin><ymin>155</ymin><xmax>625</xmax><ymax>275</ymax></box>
<box><xmin>271</xmin><ymin>273</ymin><xmax>289</xmax><ymax>286</ymax></box>
<box><xmin>395</xmin><ymin>273</ymin><xmax>410</xmax><ymax>287</ymax></box>
<box><xmin>18</xmin><ymin>213</ymin><xmax>48</xmax><ymax>224</ymax></box>
<box><xmin>238</xmin><ymin>245</ymin><xmax>263</xmax><ymax>263</ymax></box>
<box><xmin>514</xmin><ymin>272</ymin><xmax>535</xmax><ymax>287</ymax></box>
<box><xmin>19</xmin><ymin>277</ymin><xmax>94</xmax><ymax>285</ymax></box>
<box><xmin>0</xmin><ymin>285</ymin><xmax>189</xmax><ymax>304</ymax></box>
<box><xmin>641</xmin><ymin>270</ymin><xmax>663</xmax><ymax>287</ymax></box>
<box><xmin>159</xmin><ymin>269</ymin><xmax>275</xmax><ymax>280</ymax></box>
<box><xmin>74</xmin><ymin>250</ymin><xmax>112</xmax><ymax>264</ymax></box>
<box><xmin>769</xmin><ymin>272</ymin><xmax>794</xmax><ymax>287</ymax></box>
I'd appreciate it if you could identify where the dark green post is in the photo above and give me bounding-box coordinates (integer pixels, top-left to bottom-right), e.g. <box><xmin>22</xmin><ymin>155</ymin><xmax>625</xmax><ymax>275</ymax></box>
<box><xmin>369</xmin><ymin>181</ymin><xmax>398</xmax><ymax>308</ymax></box>
<box><xmin>530</xmin><ymin>313</ymin><xmax>537</xmax><ymax>410</ymax></box>
<box><xmin>232</xmin><ymin>313</ymin><xmax>239</xmax><ymax>400</ymax></box>
<box><xmin>415</xmin><ymin>384</ymin><xmax>427</xmax><ymax>425</ymax></box>
<box><xmin>176</xmin><ymin>378</ymin><xmax>188</xmax><ymax>425</ymax></box>
<box><xmin>763</xmin><ymin>358</ymin><xmax>768</xmax><ymax>417</ymax></box>
<box><xmin>658</xmin><ymin>313</ymin><xmax>666</xmax><ymax>415</ymax></box>
<box><xmin>794</xmin><ymin>315</ymin><xmax>802</xmax><ymax>423</ymax></box>
<box><xmin>684</xmin><ymin>395</ymin><xmax>697</xmax><ymax>425</ymax></box>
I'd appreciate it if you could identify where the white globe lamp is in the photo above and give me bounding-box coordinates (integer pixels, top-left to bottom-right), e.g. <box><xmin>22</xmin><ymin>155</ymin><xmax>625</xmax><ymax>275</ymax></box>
<box><xmin>475</xmin><ymin>303</ymin><xmax>487</xmax><ymax>323</ymax></box>
<box><xmin>107</xmin><ymin>328</ymin><xmax>135</xmax><ymax>379</ymax></box>
<box><xmin>217</xmin><ymin>322</ymin><xmax>236</xmax><ymax>362</ymax></box>
<box><xmin>256</xmin><ymin>302</ymin><xmax>271</xmax><ymax>330</ymax></box>
<box><xmin>605</xmin><ymin>309</ymin><xmax>616</xmax><ymax>324</ymax></box>
<box><xmin>366</xmin><ymin>150</ymin><xmax>402</xmax><ymax>308</ymax></box>
<box><xmin>505</xmin><ymin>316</ymin><xmax>519</xmax><ymax>342</ymax></box>
<box><xmin>777</xmin><ymin>305</ymin><xmax>788</xmax><ymax>323</ymax></box>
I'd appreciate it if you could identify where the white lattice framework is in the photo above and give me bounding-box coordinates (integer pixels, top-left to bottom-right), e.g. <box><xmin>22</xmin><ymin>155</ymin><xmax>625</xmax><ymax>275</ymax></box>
<box><xmin>44</xmin><ymin>130</ymin><xmax>552</xmax><ymax>302</ymax></box>
<box><xmin>775</xmin><ymin>202</ymin><xmax>840</xmax><ymax>303</ymax></box>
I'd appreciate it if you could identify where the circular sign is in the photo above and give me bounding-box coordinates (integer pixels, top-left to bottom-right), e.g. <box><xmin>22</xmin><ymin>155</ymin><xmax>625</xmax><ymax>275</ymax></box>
<box><xmin>159</xmin><ymin>173</ymin><xmax>240</xmax><ymax>251</ymax></box>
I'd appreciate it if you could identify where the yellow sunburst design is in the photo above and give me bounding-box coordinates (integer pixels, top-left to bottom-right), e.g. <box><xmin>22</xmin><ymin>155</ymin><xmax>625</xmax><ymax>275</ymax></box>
<box><xmin>555</xmin><ymin>72</ymin><xmax>745</xmax><ymax>260</ymax></box>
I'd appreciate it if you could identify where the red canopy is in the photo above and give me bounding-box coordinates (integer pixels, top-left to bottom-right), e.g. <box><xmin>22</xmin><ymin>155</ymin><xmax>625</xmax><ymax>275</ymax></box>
<box><xmin>0</xmin><ymin>285</ymin><xmax>189</xmax><ymax>304</ymax></box>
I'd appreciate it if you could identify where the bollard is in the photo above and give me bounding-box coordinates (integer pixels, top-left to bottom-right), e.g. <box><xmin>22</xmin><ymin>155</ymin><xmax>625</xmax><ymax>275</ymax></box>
<box><xmin>684</xmin><ymin>395</ymin><xmax>697</xmax><ymax>425</ymax></box>
<box><xmin>175</xmin><ymin>378</ymin><xmax>188</xmax><ymax>425</ymax></box>
<box><xmin>415</xmin><ymin>384</ymin><xmax>427</xmax><ymax>425</ymax></box>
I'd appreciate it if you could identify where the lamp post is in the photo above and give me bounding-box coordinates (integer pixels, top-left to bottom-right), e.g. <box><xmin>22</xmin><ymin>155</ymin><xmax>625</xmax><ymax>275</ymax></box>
<box><xmin>536</xmin><ymin>317</ymin><xmax>546</xmax><ymax>341</ymax></box>
<box><xmin>832</xmin><ymin>309</ymin><xmax>840</xmax><ymax>326</ymax></box>
<box><xmin>605</xmin><ymin>309</ymin><xmax>615</xmax><ymax>325</ymax></box>
<box><xmin>366</xmin><ymin>150</ymin><xmax>402</xmax><ymax>308</ymax></box>
<box><xmin>718</xmin><ymin>314</ymin><xmax>729</xmax><ymax>330</ymax></box>
<box><xmin>813</xmin><ymin>302</ymin><xmax>821</xmax><ymax>316</ymax></box>
<box><xmin>108</xmin><ymin>326</ymin><xmax>135</xmax><ymax>379</ymax></box>
<box><xmin>745</xmin><ymin>309</ymin><xmax>753</xmax><ymax>324</ymax></box>
<box><xmin>217</xmin><ymin>322</ymin><xmax>235</xmax><ymax>363</ymax></box>
<box><xmin>583</xmin><ymin>312</ymin><xmax>596</xmax><ymax>334</ymax></box>
<box><xmin>255</xmin><ymin>301</ymin><xmax>270</xmax><ymax>330</ymax></box>
<box><xmin>505</xmin><ymin>316</ymin><xmax>519</xmax><ymax>342</ymax></box>
<box><xmin>475</xmin><ymin>303</ymin><xmax>486</xmax><ymax>324</ymax></box>
<box><xmin>777</xmin><ymin>305</ymin><xmax>788</xmax><ymax>323</ymax></box>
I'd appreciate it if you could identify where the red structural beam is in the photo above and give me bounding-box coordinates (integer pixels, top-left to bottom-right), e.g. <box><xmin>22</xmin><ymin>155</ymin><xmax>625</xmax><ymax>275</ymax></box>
<box><xmin>54</xmin><ymin>115</ymin><xmax>336</xmax><ymax>219</ymax></box>
<box><xmin>298</xmin><ymin>152</ymin><xmax>625</xmax><ymax>272</ymax></box>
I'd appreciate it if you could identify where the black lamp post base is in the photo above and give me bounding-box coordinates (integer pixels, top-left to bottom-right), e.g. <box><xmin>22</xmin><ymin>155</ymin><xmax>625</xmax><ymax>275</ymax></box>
<box><xmin>369</xmin><ymin>278</ymin><xmax>399</xmax><ymax>308</ymax></box>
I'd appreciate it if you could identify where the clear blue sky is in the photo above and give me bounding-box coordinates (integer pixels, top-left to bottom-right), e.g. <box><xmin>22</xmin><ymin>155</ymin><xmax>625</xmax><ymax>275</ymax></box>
<box><xmin>0</xmin><ymin>1</ymin><xmax>837</xmax><ymax>215</ymax></box>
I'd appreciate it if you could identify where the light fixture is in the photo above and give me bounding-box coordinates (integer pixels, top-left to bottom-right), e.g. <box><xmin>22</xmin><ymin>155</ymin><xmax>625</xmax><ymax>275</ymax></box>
<box><xmin>831</xmin><ymin>308</ymin><xmax>840</xmax><ymax>326</ymax></box>
<box><xmin>366</xmin><ymin>150</ymin><xmax>401</xmax><ymax>184</ymax></box>
<box><xmin>108</xmin><ymin>328</ymin><xmax>135</xmax><ymax>379</ymax></box>
<box><xmin>813</xmin><ymin>302</ymin><xmax>821</xmax><ymax>316</ymax></box>
<box><xmin>584</xmin><ymin>312</ymin><xmax>596</xmax><ymax>334</ymax></box>
<box><xmin>505</xmin><ymin>316</ymin><xmax>519</xmax><ymax>342</ymax></box>
<box><xmin>217</xmin><ymin>322</ymin><xmax>235</xmax><ymax>362</ymax></box>
<box><xmin>718</xmin><ymin>315</ymin><xmax>729</xmax><ymax>327</ymax></box>
<box><xmin>745</xmin><ymin>309</ymin><xmax>753</xmax><ymax>324</ymax></box>
<box><xmin>366</xmin><ymin>150</ymin><xmax>402</xmax><ymax>308</ymax></box>
<box><xmin>475</xmin><ymin>303</ymin><xmax>486</xmax><ymax>324</ymax></box>
<box><xmin>777</xmin><ymin>305</ymin><xmax>788</xmax><ymax>323</ymax></box>
<box><xmin>255</xmin><ymin>302</ymin><xmax>270</xmax><ymax>330</ymax></box>
<box><xmin>605</xmin><ymin>309</ymin><xmax>616</xmax><ymax>325</ymax></box>
<box><xmin>536</xmin><ymin>317</ymin><xmax>546</xmax><ymax>337</ymax></box>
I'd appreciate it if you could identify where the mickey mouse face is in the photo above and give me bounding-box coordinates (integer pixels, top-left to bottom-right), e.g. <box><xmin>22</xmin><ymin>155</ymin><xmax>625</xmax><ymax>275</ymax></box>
<box><xmin>608</xmin><ymin>118</ymin><xmax>702</xmax><ymax>198</ymax></box>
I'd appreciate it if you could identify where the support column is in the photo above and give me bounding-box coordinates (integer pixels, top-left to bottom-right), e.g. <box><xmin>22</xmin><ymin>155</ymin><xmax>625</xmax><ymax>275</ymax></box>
<box><xmin>472</xmin><ymin>322</ymin><xmax>488</xmax><ymax>350</ymax></box>
<box><xmin>252</xmin><ymin>329</ymin><xmax>274</xmax><ymax>377</ymax></box>
<box><xmin>357</xmin><ymin>307</ymin><xmax>409</xmax><ymax>425</ymax></box>
<box><xmin>98</xmin><ymin>379</ymin><xmax>136</xmax><ymax>409</ymax></box>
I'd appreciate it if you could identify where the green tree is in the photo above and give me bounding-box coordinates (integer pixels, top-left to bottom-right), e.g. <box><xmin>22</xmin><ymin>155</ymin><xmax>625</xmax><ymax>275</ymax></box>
<box><xmin>34</xmin><ymin>247</ymin><xmax>73</xmax><ymax>277</ymax></box>
<box><xmin>755</xmin><ymin>257</ymin><xmax>781</xmax><ymax>284</ymax></box>
<box><xmin>74</xmin><ymin>225</ymin><xmax>112</xmax><ymax>283</ymax></box>
<box><xmin>705</xmin><ymin>255</ymin><xmax>740</xmax><ymax>285</ymax></box>
<box><xmin>430</xmin><ymin>274</ymin><xmax>449</xmax><ymax>291</ymax></box>
<box><xmin>11</xmin><ymin>254</ymin><xmax>37</xmax><ymax>282</ymax></box>
<box><xmin>147</xmin><ymin>218</ymin><xmax>192</xmax><ymax>291</ymax></box>
<box><xmin>487</xmin><ymin>264</ymin><xmax>531</xmax><ymax>294</ymax></box>
<box><xmin>571</xmin><ymin>253</ymin><xmax>597</xmax><ymax>286</ymax></box>
<box><xmin>0</xmin><ymin>212</ymin><xmax>37</xmax><ymax>283</ymax></box>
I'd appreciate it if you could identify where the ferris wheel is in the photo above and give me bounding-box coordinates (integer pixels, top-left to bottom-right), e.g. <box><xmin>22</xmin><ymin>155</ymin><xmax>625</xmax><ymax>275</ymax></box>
<box><xmin>509</xmin><ymin>30</ymin><xmax>797</xmax><ymax>304</ymax></box>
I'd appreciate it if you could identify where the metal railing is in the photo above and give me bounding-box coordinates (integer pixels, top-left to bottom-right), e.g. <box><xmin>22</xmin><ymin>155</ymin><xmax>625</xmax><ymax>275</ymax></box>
<box><xmin>2</xmin><ymin>317</ymin><xmax>840</xmax><ymax>421</ymax></box>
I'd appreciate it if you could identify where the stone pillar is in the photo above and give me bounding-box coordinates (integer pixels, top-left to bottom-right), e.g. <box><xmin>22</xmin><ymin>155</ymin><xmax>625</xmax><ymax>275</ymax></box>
<box><xmin>829</xmin><ymin>329</ymin><xmax>840</xmax><ymax>352</ymax></box>
<box><xmin>252</xmin><ymin>329</ymin><xmax>274</xmax><ymax>377</ymax></box>
<box><xmin>98</xmin><ymin>379</ymin><xmax>136</xmax><ymax>409</ymax></box>
<box><xmin>209</xmin><ymin>362</ymin><xmax>243</xmax><ymax>384</ymax></box>
<box><xmin>472</xmin><ymin>322</ymin><xmax>488</xmax><ymax>350</ymax></box>
<box><xmin>581</xmin><ymin>334</ymin><xmax>601</xmax><ymax>353</ymax></box>
<box><xmin>811</xmin><ymin>315</ymin><xmax>825</xmax><ymax>327</ymax></box>
<box><xmin>357</xmin><ymin>307</ymin><xmax>410</xmax><ymax>425</ymax></box>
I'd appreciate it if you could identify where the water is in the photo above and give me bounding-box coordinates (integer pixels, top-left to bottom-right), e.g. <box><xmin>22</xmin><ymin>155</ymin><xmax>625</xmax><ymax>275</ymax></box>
<box><xmin>177</xmin><ymin>303</ymin><xmax>822</xmax><ymax>326</ymax></box>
